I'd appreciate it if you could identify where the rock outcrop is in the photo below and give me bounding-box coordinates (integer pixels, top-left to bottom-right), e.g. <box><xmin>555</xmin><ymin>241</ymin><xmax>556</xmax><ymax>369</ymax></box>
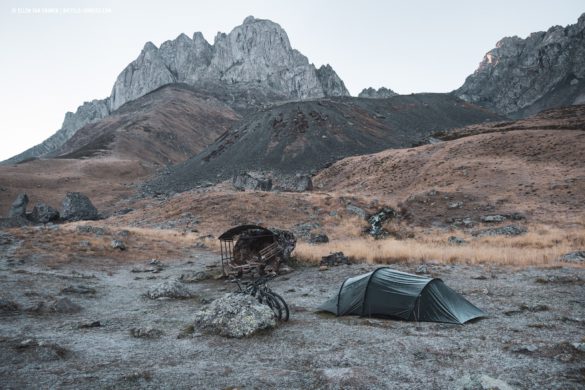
<box><xmin>8</xmin><ymin>193</ymin><xmax>29</xmax><ymax>219</ymax></box>
<box><xmin>358</xmin><ymin>87</ymin><xmax>398</xmax><ymax>99</ymax></box>
<box><xmin>110</xmin><ymin>16</ymin><xmax>349</xmax><ymax>110</ymax></box>
<box><xmin>455</xmin><ymin>13</ymin><xmax>585</xmax><ymax>117</ymax></box>
<box><xmin>30</xmin><ymin>203</ymin><xmax>60</xmax><ymax>224</ymax></box>
<box><xmin>61</xmin><ymin>192</ymin><xmax>98</xmax><ymax>221</ymax></box>
<box><xmin>4</xmin><ymin>16</ymin><xmax>349</xmax><ymax>164</ymax></box>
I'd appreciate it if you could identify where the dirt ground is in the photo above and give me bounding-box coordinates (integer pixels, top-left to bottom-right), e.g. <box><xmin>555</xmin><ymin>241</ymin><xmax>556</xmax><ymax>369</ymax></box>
<box><xmin>1</xmin><ymin>246</ymin><xmax>583</xmax><ymax>389</ymax></box>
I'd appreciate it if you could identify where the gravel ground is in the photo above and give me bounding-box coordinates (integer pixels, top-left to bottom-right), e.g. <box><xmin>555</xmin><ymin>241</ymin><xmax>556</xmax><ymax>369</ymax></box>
<box><xmin>0</xmin><ymin>251</ymin><xmax>583</xmax><ymax>389</ymax></box>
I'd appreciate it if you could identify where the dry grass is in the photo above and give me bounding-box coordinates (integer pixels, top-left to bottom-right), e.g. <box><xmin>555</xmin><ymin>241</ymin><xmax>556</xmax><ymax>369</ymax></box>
<box><xmin>295</xmin><ymin>224</ymin><xmax>585</xmax><ymax>267</ymax></box>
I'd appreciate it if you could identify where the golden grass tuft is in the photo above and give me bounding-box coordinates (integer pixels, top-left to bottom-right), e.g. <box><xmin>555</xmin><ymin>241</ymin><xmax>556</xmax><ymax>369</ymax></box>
<box><xmin>295</xmin><ymin>224</ymin><xmax>585</xmax><ymax>267</ymax></box>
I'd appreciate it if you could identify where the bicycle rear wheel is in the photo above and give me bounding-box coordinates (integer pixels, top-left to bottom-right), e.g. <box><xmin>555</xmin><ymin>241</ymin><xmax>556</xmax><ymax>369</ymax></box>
<box><xmin>257</xmin><ymin>291</ymin><xmax>282</xmax><ymax>320</ymax></box>
<box><xmin>267</xmin><ymin>291</ymin><xmax>289</xmax><ymax>322</ymax></box>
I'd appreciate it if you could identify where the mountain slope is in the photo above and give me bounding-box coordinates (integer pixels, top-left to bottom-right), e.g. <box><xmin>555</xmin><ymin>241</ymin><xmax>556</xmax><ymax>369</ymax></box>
<box><xmin>48</xmin><ymin>84</ymin><xmax>240</xmax><ymax>166</ymax></box>
<box><xmin>314</xmin><ymin>105</ymin><xmax>585</xmax><ymax>224</ymax></box>
<box><xmin>145</xmin><ymin>93</ymin><xmax>502</xmax><ymax>193</ymax></box>
<box><xmin>455</xmin><ymin>13</ymin><xmax>585</xmax><ymax>117</ymax></box>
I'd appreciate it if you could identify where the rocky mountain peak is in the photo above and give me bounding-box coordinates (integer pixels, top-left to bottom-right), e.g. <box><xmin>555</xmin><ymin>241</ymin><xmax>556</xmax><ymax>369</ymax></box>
<box><xmin>358</xmin><ymin>87</ymin><xmax>398</xmax><ymax>99</ymax></box>
<box><xmin>455</xmin><ymin>13</ymin><xmax>585</xmax><ymax>117</ymax></box>
<box><xmin>109</xmin><ymin>16</ymin><xmax>349</xmax><ymax>110</ymax></box>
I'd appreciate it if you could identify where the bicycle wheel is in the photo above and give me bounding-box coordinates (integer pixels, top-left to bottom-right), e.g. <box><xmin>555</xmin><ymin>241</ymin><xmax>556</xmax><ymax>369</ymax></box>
<box><xmin>267</xmin><ymin>291</ymin><xmax>289</xmax><ymax>322</ymax></box>
<box><xmin>258</xmin><ymin>291</ymin><xmax>282</xmax><ymax>320</ymax></box>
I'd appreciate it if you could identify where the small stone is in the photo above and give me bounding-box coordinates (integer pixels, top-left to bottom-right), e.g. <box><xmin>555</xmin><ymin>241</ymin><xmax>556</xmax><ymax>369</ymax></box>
<box><xmin>448</xmin><ymin>236</ymin><xmax>467</xmax><ymax>245</ymax></box>
<box><xmin>448</xmin><ymin>201</ymin><xmax>463</xmax><ymax>209</ymax></box>
<box><xmin>111</xmin><ymin>240</ymin><xmax>126</xmax><ymax>250</ymax></box>
<box><xmin>50</xmin><ymin>297</ymin><xmax>82</xmax><ymax>313</ymax></box>
<box><xmin>559</xmin><ymin>251</ymin><xmax>585</xmax><ymax>263</ymax></box>
<box><xmin>319</xmin><ymin>265</ymin><xmax>329</xmax><ymax>271</ymax></box>
<box><xmin>61</xmin><ymin>285</ymin><xmax>96</xmax><ymax>294</ymax></box>
<box><xmin>78</xmin><ymin>321</ymin><xmax>101</xmax><ymax>329</ymax></box>
<box><xmin>415</xmin><ymin>264</ymin><xmax>429</xmax><ymax>274</ymax></box>
<box><xmin>179</xmin><ymin>271</ymin><xmax>211</xmax><ymax>283</ymax></box>
<box><xmin>481</xmin><ymin>215</ymin><xmax>507</xmax><ymax>223</ymax></box>
<box><xmin>130</xmin><ymin>327</ymin><xmax>163</xmax><ymax>339</ymax></box>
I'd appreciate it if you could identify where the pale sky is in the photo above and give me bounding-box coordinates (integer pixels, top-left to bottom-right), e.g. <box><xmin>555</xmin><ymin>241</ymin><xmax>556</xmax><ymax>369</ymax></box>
<box><xmin>0</xmin><ymin>0</ymin><xmax>583</xmax><ymax>161</ymax></box>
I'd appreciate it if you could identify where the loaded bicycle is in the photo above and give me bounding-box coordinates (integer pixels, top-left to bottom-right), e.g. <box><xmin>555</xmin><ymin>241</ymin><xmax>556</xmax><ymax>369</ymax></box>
<box><xmin>231</xmin><ymin>276</ymin><xmax>290</xmax><ymax>322</ymax></box>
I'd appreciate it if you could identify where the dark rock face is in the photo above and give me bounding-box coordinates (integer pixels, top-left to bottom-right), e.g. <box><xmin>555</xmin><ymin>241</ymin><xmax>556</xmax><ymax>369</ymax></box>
<box><xmin>559</xmin><ymin>251</ymin><xmax>585</xmax><ymax>263</ymax></box>
<box><xmin>358</xmin><ymin>87</ymin><xmax>398</xmax><ymax>99</ymax></box>
<box><xmin>320</xmin><ymin>252</ymin><xmax>349</xmax><ymax>266</ymax></box>
<box><xmin>232</xmin><ymin>173</ymin><xmax>273</xmax><ymax>191</ymax></box>
<box><xmin>274</xmin><ymin>175</ymin><xmax>313</xmax><ymax>192</ymax></box>
<box><xmin>367</xmin><ymin>207</ymin><xmax>396</xmax><ymax>238</ymax></box>
<box><xmin>30</xmin><ymin>203</ymin><xmax>60</xmax><ymax>224</ymax></box>
<box><xmin>8</xmin><ymin>193</ymin><xmax>29</xmax><ymax>218</ymax></box>
<box><xmin>455</xmin><ymin>14</ymin><xmax>585</xmax><ymax>117</ymax></box>
<box><xmin>472</xmin><ymin>225</ymin><xmax>527</xmax><ymax>237</ymax></box>
<box><xmin>61</xmin><ymin>192</ymin><xmax>98</xmax><ymax>221</ymax></box>
<box><xmin>309</xmin><ymin>233</ymin><xmax>329</xmax><ymax>244</ymax></box>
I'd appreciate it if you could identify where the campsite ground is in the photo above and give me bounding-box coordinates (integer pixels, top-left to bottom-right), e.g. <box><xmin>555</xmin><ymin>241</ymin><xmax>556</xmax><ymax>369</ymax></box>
<box><xmin>1</xmin><ymin>246</ymin><xmax>583</xmax><ymax>389</ymax></box>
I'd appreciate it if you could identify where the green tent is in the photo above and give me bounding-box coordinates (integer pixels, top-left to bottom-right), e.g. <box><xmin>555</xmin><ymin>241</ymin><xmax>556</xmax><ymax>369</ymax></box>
<box><xmin>319</xmin><ymin>267</ymin><xmax>485</xmax><ymax>324</ymax></box>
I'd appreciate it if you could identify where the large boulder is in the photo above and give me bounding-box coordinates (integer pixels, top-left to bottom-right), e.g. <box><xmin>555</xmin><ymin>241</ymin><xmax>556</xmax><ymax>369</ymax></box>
<box><xmin>193</xmin><ymin>293</ymin><xmax>276</xmax><ymax>338</ymax></box>
<box><xmin>30</xmin><ymin>203</ymin><xmax>60</xmax><ymax>223</ymax></box>
<box><xmin>61</xmin><ymin>192</ymin><xmax>98</xmax><ymax>221</ymax></box>
<box><xmin>8</xmin><ymin>193</ymin><xmax>28</xmax><ymax>218</ymax></box>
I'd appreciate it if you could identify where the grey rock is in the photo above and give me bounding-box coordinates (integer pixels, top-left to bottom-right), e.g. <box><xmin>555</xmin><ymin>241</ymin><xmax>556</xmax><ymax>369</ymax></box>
<box><xmin>179</xmin><ymin>271</ymin><xmax>211</xmax><ymax>283</ymax></box>
<box><xmin>473</xmin><ymin>225</ymin><xmax>527</xmax><ymax>237</ymax></box>
<box><xmin>367</xmin><ymin>207</ymin><xmax>396</xmax><ymax>238</ymax></box>
<box><xmin>320</xmin><ymin>252</ymin><xmax>349</xmax><ymax>266</ymax></box>
<box><xmin>308</xmin><ymin>233</ymin><xmax>329</xmax><ymax>244</ymax></box>
<box><xmin>448</xmin><ymin>201</ymin><xmax>464</xmax><ymax>209</ymax></box>
<box><xmin>232</xmin><ymin>172</ymin><xmax>272</xmax><ymax>191</ymax></box>
<box><xmin>8</xmin><ymin>193</ymin><xmax>28</xmax><ymax>218</ymax></box>
<box><xmin>346</xmin><ymin>204</ymin><xmax>367</xmax><ymax>220</ymax></box>
<box><xmin>61</xmin><ymin>285</ymin><xmax>96</xmax><ymax>295</ymax></box>
<box><xmin>111</xmin><ymin>240</ymin><xmax>126</xmax><ymax>251</ymax></box>
<box><xmin>13</xmin><ymin>339</ymin><xmax>69</xmax><ymax>361</ymax></box>
<box><xmin>448</xmin><ymin>236</ymin><xmax>467</xmax><ymax>245</ymax></box>
<box><xmin>358</xmin><ymin>87</ymin><xmax>398</xmax><ymax>99</ymax></box>
<box><xmin>455</xmin><ymin>14</ymin><xmax>585</xmax><ymax>117</ymax></box>
<box><xmin>130</xmin><ymin>327</ymin><xmax>163</xmax><ymax>339</ymax></box>
<box><xmin>146</xmin><ymin>279</ymin><xmax>194</xmax><ymax>299</ymax></box>
<box><xmin>415</xmin><ymin>264</ymin><xmax>429</xmax><ymax>274</ymax></box>
<box><xmin>481</xmin><ymin>215</ymin><xmax>507</xmax><ymax>223</ymax></box>
<box><xmin>273</xmin><ymin>174</ymin><xmax>313</xmax><ymax>192</ymax></box>
<box><xmin>61</xmin><ymin>192</ymin><xmax>98</xmax><ymax>221</ymax></box>
<box><xmin>559</xmin><ymin>250</ymin><xmax>585</xmax><ymax>263</ymax></box>
<box><xmin>76</xmin><ymin>225</ymin><xmax>107</xmax><ymax>236</ymax></box>
<box><xmin>0</xmin><ymin>298</ymin><xmax>19</xmax><ymax>313</ymax></box>
<box><xmin>193</xmin><ymin>293</ymin><xmax>276</xmax><ymax>338</ymax></box>
<box><xmin>50</xmin><ymin>297</ymin><xmax>83</xmax><ymax>314</ymax></box>
<box><xmin>30</xmin><ymin>203</ymin><xmax>60</xmax><ymax>223</ymax></box>
<box><xmin>455</xmin><ymin>373</ymin><xmax>515</xmax><ymax>390</ymax></box>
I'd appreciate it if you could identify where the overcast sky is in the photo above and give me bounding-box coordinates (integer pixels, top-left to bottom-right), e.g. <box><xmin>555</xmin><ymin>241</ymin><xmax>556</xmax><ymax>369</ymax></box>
<box><xmin>0</xmin><ymin>0</ymin><xmax>583</xmax><ymax>161</ymax></box>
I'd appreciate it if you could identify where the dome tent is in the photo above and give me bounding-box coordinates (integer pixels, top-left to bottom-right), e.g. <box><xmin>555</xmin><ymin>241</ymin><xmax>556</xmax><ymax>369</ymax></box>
<box><xmin>319</xmin><ymin>267</ymin><xmax>485</xmax><ymax>324</ymax></box>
